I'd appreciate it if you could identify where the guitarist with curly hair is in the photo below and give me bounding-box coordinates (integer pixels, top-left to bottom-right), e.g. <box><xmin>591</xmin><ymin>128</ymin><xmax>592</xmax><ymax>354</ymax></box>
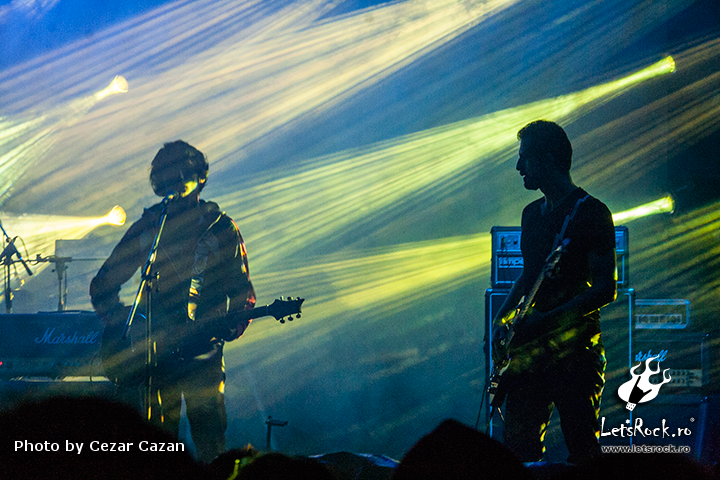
<box><xmin>90</xmin><ymin>141</ymin><xmax>256</xmax><ymax>463</ymax></box>
<box><xmin>491</xmin><ymin>121</ymin><xmax>617</xmax><ymax>464</ymax></box>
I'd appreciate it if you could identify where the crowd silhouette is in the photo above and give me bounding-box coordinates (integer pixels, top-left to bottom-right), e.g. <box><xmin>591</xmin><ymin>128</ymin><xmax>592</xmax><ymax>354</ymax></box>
<box><xmin>0</xmin><ymin>397</ymin><xmax>716</xmax><ymax>480</ymax></box>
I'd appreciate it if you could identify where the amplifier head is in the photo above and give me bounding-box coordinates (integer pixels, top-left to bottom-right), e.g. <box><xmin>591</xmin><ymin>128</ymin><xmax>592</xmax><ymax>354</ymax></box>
<box><xmin>490</xmin><ymin>227</ymin><xmax>522</xmax><ymax>287</ymax></box>
<box><xmin>490</xmin><ymin>226</ymin><xmax>630</xmax><ymax>289</ymax></box>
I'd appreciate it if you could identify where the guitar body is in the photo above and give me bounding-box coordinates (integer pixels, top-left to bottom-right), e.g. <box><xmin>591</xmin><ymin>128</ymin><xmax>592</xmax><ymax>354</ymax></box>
<box><xmin>487</xmin><ymin>241</ymin><xmax>568</xmax><ymax>411</ymax></box>
<box><xmin>487</xmin><ymin>307</ymin><xmax>524</xmax><ymax>409</ymax></box>
<box><xmin>99</xmin><ymin>298</ymin><xmax>304</xmax><ymax>385</ymax></box>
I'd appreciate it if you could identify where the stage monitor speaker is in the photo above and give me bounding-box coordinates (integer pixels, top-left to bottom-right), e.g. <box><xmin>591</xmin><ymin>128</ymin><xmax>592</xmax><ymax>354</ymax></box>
<box><xmin>630</xmin><ymin>298</ymin><xmax>706</xmax><ymax>394</ymax></box>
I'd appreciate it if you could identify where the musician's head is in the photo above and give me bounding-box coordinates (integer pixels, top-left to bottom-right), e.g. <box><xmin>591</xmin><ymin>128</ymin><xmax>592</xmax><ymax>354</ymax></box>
<box><xmin>516</xmin><ymin>120</ymin><xmax>572</xmax><ymax>190</ymax></box>
<box><xmin>150</xmin><ymin>140</ymin><xmax>209</xmax><ymax>198</ymax></box>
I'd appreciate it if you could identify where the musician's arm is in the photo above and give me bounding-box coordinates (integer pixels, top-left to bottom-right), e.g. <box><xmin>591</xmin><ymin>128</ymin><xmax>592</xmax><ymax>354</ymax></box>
<box><xmin>89</xmin><ymin>219</ymin><xmax>147</xmax><ymax>322</ymax></box>
<box><xmin>555</xmin><ymin>248</ymin><xmax>616</xmax><ymax>319</ymax></box>
<box><xmin>222</xmin><ymin>218</ymin><xmax>256</xmax><ymax>341</ymax></box>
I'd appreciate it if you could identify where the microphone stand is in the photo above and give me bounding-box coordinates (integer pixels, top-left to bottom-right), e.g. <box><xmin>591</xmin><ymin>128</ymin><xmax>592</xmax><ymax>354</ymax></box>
<box><xmin>122</xmin><ymin>197</ymin><xmax>172</xmax><ymax>422</ymax></box>
<box><xmin>0</xmin><ymin>220</ymin><xmax>33</xmax><ymax>314</ymax></box>
<box><xmin>32</xmin><ymin>254</ymin><xmax>108</xmax><ymax>312</ymax></box>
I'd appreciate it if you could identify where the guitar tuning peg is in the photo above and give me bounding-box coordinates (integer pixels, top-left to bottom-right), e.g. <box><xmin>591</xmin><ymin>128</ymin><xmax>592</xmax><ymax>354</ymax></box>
<box><xmin>280</xmin><ymin>296</ymin><xmax>285</xmax><ymax>301</ymax></box>
<box><xmin>279</xmin><ymin>318</ymin><xmax>285</xmax><ymax>324</ymax></box>
<box><xmin>288</xmin><ymin>316</ymin><xmax>294</xmax><ymax>322</ymax></box>
<box><xmin>296</xmin><ymin>313</ymin><xmax>301</xmax><ymax>319</ymax></box>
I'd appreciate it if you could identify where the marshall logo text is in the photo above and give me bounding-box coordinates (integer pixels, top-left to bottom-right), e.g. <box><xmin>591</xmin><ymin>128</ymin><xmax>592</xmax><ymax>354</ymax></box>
<box><xmin>34</xmin><ymin>328</ymin><xmax>101</xmax><ymax>345</ymax></box>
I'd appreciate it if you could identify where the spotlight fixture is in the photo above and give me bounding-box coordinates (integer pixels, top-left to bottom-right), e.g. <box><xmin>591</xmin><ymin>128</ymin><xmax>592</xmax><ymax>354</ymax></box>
<box><xmin>94</xmin><ymin>75</ymin><xmax>129</xmax><ymax>101</ymax></box>
<box><xmin>105</xmin><ymin>205</ymin><xmax>126</xmax><ymax>226</ymax></box>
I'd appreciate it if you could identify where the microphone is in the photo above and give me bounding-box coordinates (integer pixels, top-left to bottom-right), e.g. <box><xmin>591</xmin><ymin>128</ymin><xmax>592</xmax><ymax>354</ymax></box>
<box><xmin>15</xmin><ymin>244</ymin><xmax>33</xmax><ymax>276</ymax></box>
<box><xmin>162</xmin><ymin>191</ymin><xmax>180</xmax><ymax>204</ymax></box>
<box><xmin>0</xmin><ymin>220</ymin><xmax>33</xmax><ymax>276</ymax></box>
<box><xmin>0</xmin><ymin>237</ymin><xmax>33</xmax><ymax>276</ymax></box>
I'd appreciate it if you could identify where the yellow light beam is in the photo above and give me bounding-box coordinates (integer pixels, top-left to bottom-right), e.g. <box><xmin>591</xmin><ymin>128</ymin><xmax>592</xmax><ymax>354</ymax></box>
<box><xmin>225</xmin><ymin>232</ymin><xmax>492</xmax><ymax>352</ymax></box>
<box><xmin>612</xmin><ymin>196</ymin><xmax>674</xmax><ymax>223</ymax></box>
<box><xmin>572</xmin><ymin>38</ymin><xmax>720</xmax><ymax>194</ymax></box>
<box><xmin>632</xmin><ymin>201</ymin><xmax>720</xmax><ymax>297</ymax></box>
<box><xmin>194</xmin><ymin>0</ymin><xmax>522</xmax><ymax>158</ymax></box>
<box><xmin>105</xmin><ymin>205</ymin><xmax>127</xmax><ymax>226</ymax></box>
<box><xmin>0</xmin><ymin>77</ymin><xmax>129</xmax><ymax>205</ymax></box>
<box><xmin>0</xmin><ymin>1</ymin><xmax>692</xmax><ymax>219</ymax></box>
<box><xmin>0</xmin><ymin>205</ymin><xmax>126</xmax><ymax>280</ymax></box>
<box><xmin>216</xmin><ymin>56</ymin><xmax>676</xmax><ymax>266</ymax></box>
<box><xmin>0</xmin><ymin>0</ymin><xmax>522</xmax><ymax>214</ymax></box>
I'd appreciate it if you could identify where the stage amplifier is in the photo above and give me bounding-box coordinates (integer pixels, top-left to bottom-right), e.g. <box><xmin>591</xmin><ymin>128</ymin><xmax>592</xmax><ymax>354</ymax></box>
<box><xmin>490</xmin><ymin>226</ymin><xmax>629</xmax><ymax>289</ymax></box>
<box><xmin>0</xmin><ymin>311</ymin><xmax>104</xmax><ymax>379</ymax></box>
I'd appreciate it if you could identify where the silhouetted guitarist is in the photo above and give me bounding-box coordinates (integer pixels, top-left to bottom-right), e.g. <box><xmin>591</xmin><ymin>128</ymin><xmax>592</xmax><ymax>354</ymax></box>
<box><xmin>491</xmin><ymin>121</ymin><xmax>616</xmax><ymax>464</ymax></box>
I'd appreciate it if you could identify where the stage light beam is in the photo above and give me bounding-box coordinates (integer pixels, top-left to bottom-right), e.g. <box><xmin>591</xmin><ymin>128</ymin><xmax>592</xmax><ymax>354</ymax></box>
<box><xmin>94</xmin><ymin>75</ymin><xmax>129</xmax><ymax>101</ymax></box>
<box><xmin>228</xmin><ymin>232</ymin><xmax>493</xmax><ymax>350</ymax></box>
<box><xmin>0</xmin><ymin>205</ymin><xmax>127</xmax><ymax>281</ymax></box>
<box><xmin>612</xmin><ymin>196</ymin><xmax>674</xmax><ymax>223</ymax></box>
<box><xmin>0</xmin><ymin>76</ymin><xmax>131</xmax><ymax>206</ymax></box>
<box><xmin>218</xmin><ymin>55</ymin><xmax>679</xmax><ymax>266</ymax></box>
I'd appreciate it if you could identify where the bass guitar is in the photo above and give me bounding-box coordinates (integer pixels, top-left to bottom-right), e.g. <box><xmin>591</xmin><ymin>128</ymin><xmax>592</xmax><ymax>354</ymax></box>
<box><xmin>487</xmin><ymin>240</ymin><xmax>568</xmax><ymax>416</ymax></box>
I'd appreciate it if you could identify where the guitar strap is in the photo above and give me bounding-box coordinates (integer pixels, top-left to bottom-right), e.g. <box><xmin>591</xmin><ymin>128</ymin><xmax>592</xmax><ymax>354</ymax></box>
<box><xmin>188</xmin><ymin>212</ymin><xmax>224</xmax><ymax>321</ymax></box>
<box><xmin>551</xmin><ymin>193</ymin><xmax>590</xmax><ymax>252</ymax></box>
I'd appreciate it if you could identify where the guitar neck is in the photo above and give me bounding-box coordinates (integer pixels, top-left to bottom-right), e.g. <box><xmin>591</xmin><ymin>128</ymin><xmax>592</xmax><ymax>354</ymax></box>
<box><xmin>517</xmin><ymin>274</ymin><xmax>543</xmax><ymax>320</ymax></box>
<box><xmin>515</xmin><ymin>244</ymin><xmax>565</xmax><ymax>322</ymax></box>
<box><xmin>226</xmin><ymin>297</ymin><xmax>303</xmax><ymax>325</ymax></box>
<box><xmin>236</xmin><ymin>305</ymin><xmax>269</xmax><ymax>322</ymax></box>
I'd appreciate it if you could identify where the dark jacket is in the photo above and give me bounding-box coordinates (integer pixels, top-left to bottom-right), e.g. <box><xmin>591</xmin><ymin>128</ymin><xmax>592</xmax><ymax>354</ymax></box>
<box><xmin>90</xmin><ymin>199</ymin><xmax>255</xmax><ymax>374</ymax></box>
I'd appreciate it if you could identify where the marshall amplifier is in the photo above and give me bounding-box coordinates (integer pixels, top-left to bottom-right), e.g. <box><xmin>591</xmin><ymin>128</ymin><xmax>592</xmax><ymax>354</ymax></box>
<box><xmin>0</xmin><ymin>311</ymin><xmax>104</xmax><ymax>379</ymax></box>
<box><xmin>490</xmin><ymin>226</ymin><xmax>629</xmax><ymax>289</ymax></box>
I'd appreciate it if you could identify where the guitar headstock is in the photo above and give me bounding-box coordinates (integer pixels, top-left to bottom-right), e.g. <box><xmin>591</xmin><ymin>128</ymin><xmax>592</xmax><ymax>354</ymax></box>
<box><xmin>268</xmin><ymin>297</ymin><xmax>304</xmax><ymax>324</ymax></box>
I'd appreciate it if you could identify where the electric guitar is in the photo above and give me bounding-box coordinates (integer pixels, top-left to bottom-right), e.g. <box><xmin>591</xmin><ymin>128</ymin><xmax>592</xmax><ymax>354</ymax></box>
<box><xmin>487</xmin><ymin>240</ymin><xmax>568</xmax><ymax>412</ymax></box>
<box><xmin>100</xmin><ymin>297</ymin><xmax>304</xmax><ymax>385</ymax></box>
